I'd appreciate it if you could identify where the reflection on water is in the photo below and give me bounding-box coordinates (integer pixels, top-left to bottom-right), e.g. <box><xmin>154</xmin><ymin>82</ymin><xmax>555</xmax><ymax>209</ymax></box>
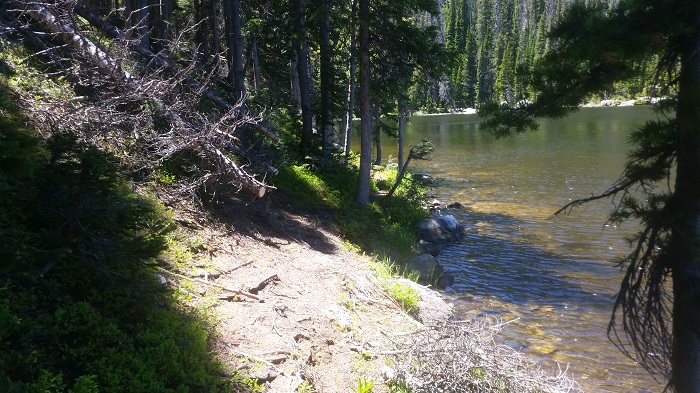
<box><xmin>355</xmin><ymin>107</ymin><xmax>666</xmax><ymax>392</ymax></box>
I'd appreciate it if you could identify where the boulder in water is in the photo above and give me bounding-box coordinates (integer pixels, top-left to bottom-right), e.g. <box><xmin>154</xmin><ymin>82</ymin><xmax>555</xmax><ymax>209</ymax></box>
<box><xmin>416</xmin><ymin>215</ymin><xmax>465</xmax><ymax>255</ymax></box>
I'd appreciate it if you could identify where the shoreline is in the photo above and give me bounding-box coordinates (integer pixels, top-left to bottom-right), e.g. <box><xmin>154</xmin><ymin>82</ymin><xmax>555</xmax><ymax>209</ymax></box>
<box><xmin>413</xmin><ymin>97</ymin><xmax>665</xmax><ymax>117</ymax></box>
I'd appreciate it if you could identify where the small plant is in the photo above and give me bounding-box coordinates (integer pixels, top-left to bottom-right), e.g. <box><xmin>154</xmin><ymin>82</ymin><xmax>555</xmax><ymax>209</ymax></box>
<box><xmin>386</xmin><ymin>281</ymin><xmax>420</xmax><ymax>317</ymax></box>
<box><xmin>353</xmin><ymin>377</ymin><xmax>375</xmax><ymax>393</ymax></box>
<box><xmin>369</xmin><ymin>259</ymin><xmax>421</xmax><ymax>317</ymax></box>
<box><xmin>296</xmin><ymin>380</ymin><xmax>316</xmax><ymax>392</ymax></box>
<box><xmin>388</xmin><ymin>382</ymin><xmax>411</xmax><ymax>393</ymax></box>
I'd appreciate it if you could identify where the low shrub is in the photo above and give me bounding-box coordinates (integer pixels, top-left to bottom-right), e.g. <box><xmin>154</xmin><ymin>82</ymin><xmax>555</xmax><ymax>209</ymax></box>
<box><xmin>0</xmin><ymin>99</ymin><xmax>259</xmax><ymax>392</ymax></box>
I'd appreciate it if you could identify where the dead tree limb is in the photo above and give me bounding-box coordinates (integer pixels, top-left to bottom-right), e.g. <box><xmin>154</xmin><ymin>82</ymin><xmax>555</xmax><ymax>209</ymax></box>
<box><xmin>155</xmin><ymin>266</ymin><xmax>263</xmax><ymax>302</ymax></box>
<box><xmin>16</xmin><ymin>0</ymin><xmax>275</xmax><ymax>198</ymax></box>
<box><xmin>72</xmin><ymin>3</ymin><xmax>280</xmax><ymax>143</ymax></box>
<box><xmin>198</xmin><ymin>142</ymin><xmax>270</xmax><ymax>198</ymax></box>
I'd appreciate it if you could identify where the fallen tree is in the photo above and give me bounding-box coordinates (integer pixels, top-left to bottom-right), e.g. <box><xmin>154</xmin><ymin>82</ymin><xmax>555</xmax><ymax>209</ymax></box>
<box><xmin>6</xmin><ymin>0</ymin><xmax>276</xmax><ymax>198</ymax></box>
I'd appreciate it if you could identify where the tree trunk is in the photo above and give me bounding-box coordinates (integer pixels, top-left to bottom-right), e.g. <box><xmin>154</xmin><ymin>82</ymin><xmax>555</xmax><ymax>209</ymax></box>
<box><xmin>290</xmin><ymin>52</ymin><xmax>301</xmax><ymax>108</ymax></box>
<box><xmin>230</xmin><ymin>0</ymin><xmax>245</xmax><ymax>100</ymax></box>
<box><xmin>670</xmin><ymin>3</ymin><xmax>700</xmax><ymax>391</ymax></box>
<box><xmin>388</xmin><ymin>148</ymin><xmax>414</xmax><ymax>198</ymax></box>
<box><xmin>397</xmin><ymin>97</ymin><xmax>408</xmax><ymax>173</ymax></box>
<box><xmin>342</xmin><ymin>0</ymin><xmax>358</xmax><ymax>157</ymax></box>
<box><xmin>223</xmin><ymin>0</ymin><xmax>245</xmax><ymax>100</ymax></box>
<box><xmin>319</xmin><ymin>0</ymin><xmax>334</xmax><ymax>157</ymax></box>
<box><xmin>194</xmin><ymin>0</ymin><xmax>208</xmax><ymax>60</ymax></box>
<box><xmin>293</xmin><ymin>0</ymin><xmax>314</xmax><ymax>157</ymax></box>
<box><xmin>138</xmin><ymin>0</ymin><xmax>149</xmax><ymax>48</ymax></box>
<box><xmin>123</xmin><ymin>0</ymin><xmax>148</xmax><ymax>48</ymax></box>
<box><xmin>150</xmin><ymin>0</ymin><xmax>172</xmax><ymax>51</ymax></box>
<box><xmin>355</xmin><ymin>0</ymin><xmax>371</xmax><ymax>206</ymax></box>
<box><xmin>373</xmin><ymin>107</ymin><xmax>381</xmax><ymax>166</ymax></box>
<box><xmin>209</xmin><ymin>0</ymin><xmax>220</xmax><ymax>63</ymax></box>
<box><xmin>247</xmin><ymin>34</ymin><xmax>261</xmax><ymax>91</ymax></box>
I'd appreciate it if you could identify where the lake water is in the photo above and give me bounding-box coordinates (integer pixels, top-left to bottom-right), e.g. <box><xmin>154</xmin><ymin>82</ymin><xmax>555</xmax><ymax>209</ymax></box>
<box><xmin>355</xmin><ymin>106</ymin><xmax>666</xmax><ymax>392</ymax></box>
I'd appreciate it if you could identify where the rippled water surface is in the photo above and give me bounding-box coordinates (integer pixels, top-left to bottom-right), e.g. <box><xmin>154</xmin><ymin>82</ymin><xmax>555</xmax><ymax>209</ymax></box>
<box><xmin>357</xmin><ymin>107</ymin><xmax>666</xmax><ymax>392</ymax></box>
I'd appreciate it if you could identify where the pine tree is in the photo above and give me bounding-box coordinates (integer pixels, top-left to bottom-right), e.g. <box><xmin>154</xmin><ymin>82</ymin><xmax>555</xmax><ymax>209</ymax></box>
<box><xmin>481</xmin><ymin>1</ymin><xmax>700</xmax><ymax>389</ymax></box>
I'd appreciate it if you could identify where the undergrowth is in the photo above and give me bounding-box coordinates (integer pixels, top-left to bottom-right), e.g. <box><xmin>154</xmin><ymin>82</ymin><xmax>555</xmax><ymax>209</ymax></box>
<box><xmin>0</xmin><ymin>92</ymin><xmax>260</xmax><ymax>392</ymax></box>
<box><xmin>270</xmin><ymin>156</ymin><xmax>429</xmax><ymax>262</ymax></box>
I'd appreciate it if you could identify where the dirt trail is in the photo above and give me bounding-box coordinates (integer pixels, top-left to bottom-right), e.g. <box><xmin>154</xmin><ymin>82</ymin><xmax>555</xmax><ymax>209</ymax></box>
<box><xmin>168</xmin><ymin>197</ymin><xmax>442</xmax><ymax>392</ymax></box>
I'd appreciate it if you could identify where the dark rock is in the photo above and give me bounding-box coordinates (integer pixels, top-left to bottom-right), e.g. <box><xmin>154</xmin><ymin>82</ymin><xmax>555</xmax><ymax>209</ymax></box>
<box><xmin>415</xmin><ymin>239</ymin><xmax>442</xmax><ymax>256</ymax></box>
<box><xmin>413</xmin><ymin>173</ymin><xmax>434</xmax><ymax>184</ymax></box>
<box><xmin>436</xmin><ymin>273</ymin><xmax>455</xmax><ymax>288</ymax></box>
<box><xmin>406</xmin><ymin>254</ymin><xmax>455</xmax><ymax>289</ymax></box>
<box><xmin>418</xmin><ymin>215</ymin><xmax>465</xmax><ymax>245</ymax></box>
<box><xmin>447</xmin><ymin>201</ymin><xmax>463</xmax><ymax>209</ymax></box>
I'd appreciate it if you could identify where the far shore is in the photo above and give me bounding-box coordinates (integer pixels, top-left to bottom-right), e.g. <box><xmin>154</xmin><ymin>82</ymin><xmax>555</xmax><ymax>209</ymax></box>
<box><xmin>413</xmin><ymin>97</ymin><xmax>665</xmax><ymax>117</ymax></box>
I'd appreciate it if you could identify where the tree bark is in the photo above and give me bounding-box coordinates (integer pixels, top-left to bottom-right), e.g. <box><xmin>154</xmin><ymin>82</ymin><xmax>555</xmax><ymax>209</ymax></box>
<box><xmin>150</xmin><ymin>0</ymin><xmax>172</xmax><ymax>51</ymax></box>
<box><xmin>388</xmin><ymin>148</ymin><xmax>414</xmax><ymax>198</ymax></box>
<box><xmin>373</xmin><ymin>107</ymin><xmax>381</xmax><ymax>166</ymax></box>
<box><xmin>342</xmin><ymin>0</ymin><xmax>358</xmax><ymax>157</ymax></box>
<box><xmin>194</xmin><ymin>0</ymin><xmax>208</xmax><ymax>60</ymax></box>
<box><xmin>290</xmin><ymin>51</ymin><xmax>301</xmax><ymax>108</ymax></box>
<box><xmin>223</xmin><ymin>0</ymin><xmax>245</xmax><ymax>100</ymax></box>
<box><xmin>293</xmin><ymin>0</ymin><xmax>314</xmax><ymax>157</ymax></box>
<box><xmin>247</xmin><ymin>34</ymin><xmax>261</xmax><ymax>91</ymax></box>
<box><xmin>670</xmin><ymin>3</ymin><xmax>700</xmax><ymax>391</ymax></box>
<box><xmin>397</xmin><ymin>97</ymin><xmax>408</xmax><ymax>173</ymax></box>
<box><xmin>319</xmin><ymin>0</ymin><xmax>334</xmax><ymax>157</ymax></box>
<box><xmin>355</xmin><ymin>0</ymin><xmax>371</xmax><ymax>206</ymax></box>
<box><xmin>209</xmin><ymin>0</ymin><xmax>220</xmax><ymax>62</ymax></box>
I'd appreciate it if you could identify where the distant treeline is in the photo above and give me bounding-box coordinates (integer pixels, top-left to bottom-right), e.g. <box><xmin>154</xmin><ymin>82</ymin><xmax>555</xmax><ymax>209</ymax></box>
<box><xmin>439</xmin><ymin>0</ymin><xmax>660</xmax><ymax>110</ymax></box>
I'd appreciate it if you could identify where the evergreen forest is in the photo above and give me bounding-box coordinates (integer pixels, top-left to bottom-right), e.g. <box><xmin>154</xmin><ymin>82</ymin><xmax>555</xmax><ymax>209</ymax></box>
<box><xmin>1</xmin><ymin>0</ymin><xmax>694</xmax><ymax>391</ymax></box>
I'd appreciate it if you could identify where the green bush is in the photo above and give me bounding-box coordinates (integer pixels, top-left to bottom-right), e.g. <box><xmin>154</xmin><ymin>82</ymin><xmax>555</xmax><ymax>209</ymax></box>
<box><xmin>0</xmin><ymin>100</ymin><xmax>257</xmax><ymax>392</ymax></box>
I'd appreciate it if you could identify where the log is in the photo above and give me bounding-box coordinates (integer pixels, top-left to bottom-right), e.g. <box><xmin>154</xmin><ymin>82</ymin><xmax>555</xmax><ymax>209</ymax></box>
<box><xmin>72</xmin><ymin>4</ymin><xmax>280</xmax><ymax>143</ymax></box>
<box><xmin>23</xmin><ymin>2</ymin><xmax>127</xmax><ymax>78</ymax></box>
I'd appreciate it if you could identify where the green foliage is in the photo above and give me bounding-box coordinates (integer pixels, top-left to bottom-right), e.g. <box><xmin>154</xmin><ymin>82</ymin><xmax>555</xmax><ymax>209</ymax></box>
<box><xmin>386</xmin><ymin>281</ymin><xmax>420</xmax><ymax>318</ymax></box>
<box><xmin>295</xmin><ymin>380</ymin><xmax>316</xmax><ymax>393</ymax></box>
<box><xmin>271</xmin><ymin>158</ymin><xmax>428</xmax><ymax>261</ymax></box>
<box><xmin>369</xmin><ymin>259</ymin><xmax>421</xmax><ymax>317</ymax></box>
<box><xmin>353</xmin><ymin>377</ymin><xmax>375</xmax><ymax>393</ymax></box>
<box><xmin>0</xmin><ymin>99</ymin><xmax>257</xmax><ymax>392</ymax></box>
<box><xmin>388</xmin><ymin>382</ymin><xmax>411</xmax><ymax>393</ymax></box>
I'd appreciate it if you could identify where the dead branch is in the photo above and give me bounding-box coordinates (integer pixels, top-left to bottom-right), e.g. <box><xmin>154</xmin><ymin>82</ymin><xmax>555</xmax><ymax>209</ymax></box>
<box><xmin>72</xmin><ymin>3</ymin><xmax>281</xmax><ymax>143</ymax></box>
<box><xmin>155</xmin><ymin>266</ymin><xmax>263</xmax><ymax>302</ymax></box>
<box><xmin>248</xmin><ymin>274</ymin><xmax>280</xmax><ymax>294</ymax></box>
<box><xmin>13</xmin><ymin>0</ymin><xmax>276</xmax><ymax>199</ymax></box>
<box><xmin>386</xmin><ymin>319</ymin><xmax>583</xmax><ymax>392</ymax></box>
<box><xmin>197</xmin><ymin>142</ymin><xmax>270</xmax><ymax>198</ymax></box>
